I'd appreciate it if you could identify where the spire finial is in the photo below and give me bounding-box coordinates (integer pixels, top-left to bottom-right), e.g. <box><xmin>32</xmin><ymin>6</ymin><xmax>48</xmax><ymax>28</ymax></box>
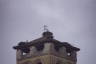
<box><xmin>44</xmin><ymin>25</ymin><xmax>49</xmax><ymax>32</ymax></box>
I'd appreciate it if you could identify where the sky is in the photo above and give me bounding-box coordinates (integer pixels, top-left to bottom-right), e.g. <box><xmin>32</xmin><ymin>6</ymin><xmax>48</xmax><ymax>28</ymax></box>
<box><xmin>0</xmin><ymin>0</ymin><xmax>96</xmax><ymax>64</ymax></box>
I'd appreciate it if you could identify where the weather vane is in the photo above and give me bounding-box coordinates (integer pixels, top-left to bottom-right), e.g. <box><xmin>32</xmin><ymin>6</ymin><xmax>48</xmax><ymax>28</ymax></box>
<box><xmin>44</xmin><ymin>25</ymin><xmax>49</xmax><ymax>32</ymax></box>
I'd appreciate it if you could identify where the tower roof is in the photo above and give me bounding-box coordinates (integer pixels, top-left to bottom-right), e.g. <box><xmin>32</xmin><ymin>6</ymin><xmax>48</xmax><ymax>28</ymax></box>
<box><xmin>13</xmin><ymin>31</ymin><xmax>80</xmax><ymax>53</ymax></box>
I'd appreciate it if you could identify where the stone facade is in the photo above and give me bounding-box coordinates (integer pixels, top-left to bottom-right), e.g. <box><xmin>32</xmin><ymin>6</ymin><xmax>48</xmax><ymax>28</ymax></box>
<box><xmin>13</xmin><ymin>31</ymin><xmax>80</xmax><ymax>64</ymax></box>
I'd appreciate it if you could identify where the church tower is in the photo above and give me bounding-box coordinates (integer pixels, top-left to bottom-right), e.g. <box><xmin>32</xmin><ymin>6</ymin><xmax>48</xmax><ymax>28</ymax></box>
<box><xmin>13</xmin><ymin>31</ymin><xmax>80</xmax><ymax>64</ymax></box>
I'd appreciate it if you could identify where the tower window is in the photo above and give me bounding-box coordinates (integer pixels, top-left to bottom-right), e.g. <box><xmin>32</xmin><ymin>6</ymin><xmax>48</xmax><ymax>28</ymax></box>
<box><xmin>23</xmin><ymin>52</ymin><xmax>27</xmax><ymax>55</ymax></box>
<box><xmin>67</xmin><ymin>53</ymin><xmax>71</xmax><ymax>56</ymax></box>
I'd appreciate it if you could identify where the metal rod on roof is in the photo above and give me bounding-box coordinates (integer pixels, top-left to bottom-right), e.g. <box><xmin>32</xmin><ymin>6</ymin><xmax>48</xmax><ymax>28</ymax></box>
<box><xmin>44</xmin><ymin>25</ymin><xmax>49</xmax><ymax>32</ymax></box>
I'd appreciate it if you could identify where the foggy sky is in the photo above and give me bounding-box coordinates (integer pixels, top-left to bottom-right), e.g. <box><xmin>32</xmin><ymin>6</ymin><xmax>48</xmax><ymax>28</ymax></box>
<box><xmin>0</xmin><ymin>0</ymin><xmax>96</xmax><ymax>64</ymax></box>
